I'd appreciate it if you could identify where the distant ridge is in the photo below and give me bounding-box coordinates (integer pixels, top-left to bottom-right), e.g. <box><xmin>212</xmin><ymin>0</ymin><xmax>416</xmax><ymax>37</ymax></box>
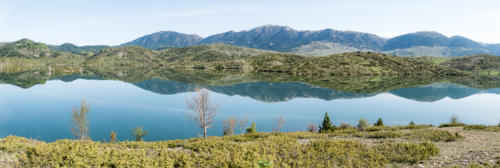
<box><xmin>120</xmin><ymin>25</ymin><xmax>500</xmax><ymax>57</ymax></box>
<box><xmin>120</xmin><ymin>31</ymin><xmax>203</xmax><ymax>49</ymax></box>
<box><xmin>5</xmin><ymin>25</ymin><xmax>500</xmax><ymax>57</ymax></box>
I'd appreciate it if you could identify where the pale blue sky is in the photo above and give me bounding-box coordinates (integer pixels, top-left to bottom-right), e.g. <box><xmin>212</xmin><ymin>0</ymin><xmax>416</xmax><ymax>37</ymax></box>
<box><xmin>0</xmin><ymin>0</ymin><xmax>499</xmax><ymax>45</ymax></box>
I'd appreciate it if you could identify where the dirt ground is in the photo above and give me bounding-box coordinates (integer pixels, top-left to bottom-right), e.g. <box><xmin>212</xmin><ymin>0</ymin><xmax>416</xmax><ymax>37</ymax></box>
<box><xmin>418</xmin><ymin>127</ymin><xmax>500</xmax><ymax>167</ymax></box>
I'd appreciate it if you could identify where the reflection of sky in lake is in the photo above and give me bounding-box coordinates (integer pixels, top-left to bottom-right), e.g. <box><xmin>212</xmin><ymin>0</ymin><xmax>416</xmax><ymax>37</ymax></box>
<box><xmin>0</xmin><ymin>79</ymin><xmax>499</xmax><ymax>142</ymax></box>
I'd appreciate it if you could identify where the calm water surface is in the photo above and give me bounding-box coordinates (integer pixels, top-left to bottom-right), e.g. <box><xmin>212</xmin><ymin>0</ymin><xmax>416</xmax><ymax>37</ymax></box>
<box><xmin>1</xmin><ymin>78</ymin><xmax>500</xmax><ymax>141</ymax></box>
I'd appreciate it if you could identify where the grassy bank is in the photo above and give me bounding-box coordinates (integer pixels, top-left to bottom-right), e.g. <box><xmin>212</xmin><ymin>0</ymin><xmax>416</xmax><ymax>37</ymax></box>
<box><xmin>1</xmin><ymin>125</ymin><xmax>499</xmax><ymax>167</ymax></box>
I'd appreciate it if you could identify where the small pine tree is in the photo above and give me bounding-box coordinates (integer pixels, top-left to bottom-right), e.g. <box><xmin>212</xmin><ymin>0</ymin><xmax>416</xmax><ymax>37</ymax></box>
<box><xmin>374</xmin><ymin>118</ymin><xmax>384</xmax><ymax>127</ymax></box>
<box><xmin>409</xmin><ymin>121</ymin><xmax>416</xmax><ymax>126</ymax></box>
<box><xmin>109</xmin><ymin>131</ymin><xmax>117</xmax><ymax>143</ymax></box>
<box><xmin>132</xmin><ymin>126</ymin><xmax>148</xmax><ymax>141</ymax></box>
<box><xmin>319</xmin><ymin>112</ymin><xmax>335</xmax><ymax>133</ymax></box>
<box><xmin>245</xmin><ymin>122</ymin><xmax>257</xmax><ymax>134</ymax></box>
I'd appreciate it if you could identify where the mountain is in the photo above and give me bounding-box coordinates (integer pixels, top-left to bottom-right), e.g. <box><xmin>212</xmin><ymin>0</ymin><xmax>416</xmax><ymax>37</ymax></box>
<box><xmin>121</xmin><ymin>25</ymin><xmax>386</xmax><ymax>55</ymax></box>
<box><xmin>381</xmin><ymin>32</ymin><xmax>493</xmax><ymax>57</ymax></box>
<box><xmin>121</xmin><ymin>25</ymin><xmax>500</xmax><ymax>57</ymax></box>
<box><xmin>448</xmin><ymin>36</ymin><xmax>483</xmax><ymax>48</ymax></box>
<box><xmin>133</xmin><ymin>79</ymin><xmax>376</xmax><ymax>102</ymax></box>
<box><xmin>390</xmin><ymin>83</ymin><xmax>480</xmax><ymax>102</ymax></box>
<box><xmin>390</xmin><ymin>83</ymin><xmax>500</xmax><ymax>102</ymax></box>
<box><xmin>486</xmin><ymin>44</ymin><xmax>500</xmax><ymax>56</ymax></box>
<box><xmin>121</xmin><ymin>31</ymin><xmax>202</xmax><ymax>49</ymax></box>
<box><xmin>199</xmin><ymin>25</ymin><xmax>386</xmax><ymax>52</ymax></box>
<box><xmin>383</xmin><ymin>31</ymin><xmax>449</xmax><ymax>50</ymax></box>
<box><xmin>48</xmin><ymin>43</ymin><xmax>109</xmax><ymax>55</ymax></box>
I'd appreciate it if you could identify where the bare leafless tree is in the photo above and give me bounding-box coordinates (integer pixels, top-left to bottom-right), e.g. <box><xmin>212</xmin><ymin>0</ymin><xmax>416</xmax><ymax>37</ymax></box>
<box><xmin>307</xmin><ymin>122</ymin><xmax>317</xmax><ymax>132</ymax></box>
<box><xmin>223</xmin><ymin>117</ymin><xmax>237</xmax><ymax>136</ymax></box>
<box><xmin>186</xmin><ymin>89</ymin><xmax>219</xmax><ymax>138</ymax></box>
<box><xmin>272</xmin><ymin>116</ymin><xmax>286</xmax><ymax>133</ymax></box>
<box><xmin>237</xmin><ymin>116</ymin><xmax>249</xmax><ymax>134</ymax></box>
<box><xmin>71</xmin><ymin>99</ymin><xmax>90</xmax><ymax>140</ymax></box>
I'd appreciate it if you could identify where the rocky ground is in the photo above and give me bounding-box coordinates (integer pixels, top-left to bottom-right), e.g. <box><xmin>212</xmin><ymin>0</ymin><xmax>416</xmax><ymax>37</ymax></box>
<box><xmin>419</xmin><ymin>127</ymin><xmax>500</xmax><ymax>167</ymax></box>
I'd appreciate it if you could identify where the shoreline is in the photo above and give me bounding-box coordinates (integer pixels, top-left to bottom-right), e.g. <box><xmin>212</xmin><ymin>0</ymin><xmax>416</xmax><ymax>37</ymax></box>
<box><xmin>1</xmin><ymin>124</ymin><xmax>499</xmax><ymax>167</ymax></box>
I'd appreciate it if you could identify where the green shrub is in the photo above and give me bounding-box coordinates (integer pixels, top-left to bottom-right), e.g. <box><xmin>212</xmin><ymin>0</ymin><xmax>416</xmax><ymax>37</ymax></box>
<box><xmin>339</xmin><ymin>122</ymin><xmax>353</xmax><ymax>130</ymax></box>
<box><xmin>375</xmin><ymin>142</ymin><xmax>439</xmax><ymax>164</ymax></box>
<box><xmin>257</xmin><ymin>159</ymin><xmax>274</xmax><ymax>168</ymax></box>
<box><xmin>464</xmin><ymin>125</ymin><xmax>487</xmax><ymax>130</ymax></box>
<box><xmin>246</xmin><ymin>122</ymin><xmax>257</xmax><ymax>134</ymax></box>
<box><xmin>440</xmin><ymin>115</ymin><xmax>467</xmax><ymax>127</ymax></box>
<box><xmin>356</xmin><ymin>131</ymin><xmax>402</xmax><ymax>139</ymax></box>
<box><xmin>0</xmin><ymin>132</ymin><xmax>442</xmax><ymax>167</ymax></box>
<box><xmin>364</xmin><ymin>126</ymin><xmax>395</xmax><ymax>132</ymax></box>
<box><xmin>132</xmin><ymin>126</ymin><xmax>148</xmax><ymax>141</ymax></box>
<box><xmin>400</xmin><ymin>124</ymin><xmax>433</xmax><ymax>130</ymax></box>
<box><xmin>357</xmin><ymin>118</ymin><xmax>370</xmax><ymax>131</ymax></box>
<box><xmin>405</xmin><ymin>130</ymin><xmax>463</xmax><ymax>142</ymax></box>
<box><xmin>409</xmin><ymin>121</ymin><xmax>416</xmax><ymax>126</ymax></box>
<box><xmin>374</xmin><ymin>118</ymin><xmax>384</xmax><ymax>127</ymax></box>
<box><xmin>439</xmin><ymin>123</ymin><xmax>467</xmax><ymax>128</ymax></box>
<box><xmin>464</xmin><ymin>125</ymin><xmax>500</xmax><ymax>132</ymax></box>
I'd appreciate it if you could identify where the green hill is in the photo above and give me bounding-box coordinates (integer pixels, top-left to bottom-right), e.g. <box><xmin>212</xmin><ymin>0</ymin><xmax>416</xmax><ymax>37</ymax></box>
<box><xmin>249</xmin><ymin>52</ymin><xmax>463</xmax><ymax>76</ymax></box>
<box><xmin>440</xmin><ymin>54</ymin><xmax>500</xmax><ymax>72</ymax></box>
<box><xmin>3</xmin><ymin>39</ymin><xmax>500</xmax><ymax>78</ymax></box>
<box><xmin>159</xmin><ymin>44</ymin><xmax>273</xmax><ymax>62</ymax></box>
<box><xmin>48</xmin><ymin>43</ymin><xmax>109</xmax><ymax>55</ymax></box>
<box><xmin>0</xmin><ymin>39</ymin><xmax>84</xmax><ymax>71</ymax></box>
<box><xmin>0</xmin><ymin>39</ymin><xmax>60</xmax><ymax>58</ymax></box>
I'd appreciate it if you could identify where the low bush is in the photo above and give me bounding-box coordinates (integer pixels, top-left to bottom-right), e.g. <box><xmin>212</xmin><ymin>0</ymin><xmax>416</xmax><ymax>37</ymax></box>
<box><xmin>405</xmin><ymin>130</ymin><xmax>463</xmax><ymax>142</ymax></box>
<box><xmin>245</xmin><ymin>122</ymin><xmax>257</xmax><ymax>134</ymax></box>
<box><xmin>364</xmin><ymin>126</ymin><xmax>395</xmax><ymax>132</ymax></box>
<box><xmin>375</xmin><ymin>142</ymin><xmax>439</xmax><ymax>164</ymax></box>
<box><xmin>339</xmin><ymin>122</ymin><xmax>353</xmax><ymax>130</ymax></box>
<box><xmin>439</xmin><ymin>123</ymin><xmax>467</xmax><ymax>128</ymax></box>
<box><xmin>355</xmin><ymin>131</ymin><xmax>402</xmax><ymax>139</ymax></box>
<box><xmin>374</xmin><ymin>118</ymin><xmax>384</xmax><ymax>127</ymax></box>
<box><xmin>357</xmin><ymin>119</ymin><xmax>370</xmax><ymax>131</ymax></box>
<box><xmin>464</xmin><ymin>125</ymin><xmax>487</xmax><ymax>130</ymax></box>
<box><xmin>464</xmin><ymin>125</ymin><xmax>500</xmax><ymax>132</ymax></box>
<box><xmin>0</xmin><ymin>132</ymin><xmax>441</xmax><ymax>167</ymax></box>
<box><xmin>399</xmin><ymin>124</ymin><xmax>433</xmax><ymax>130</ymax></box>
<box><xmin>440</xmin><ymin>115</ymin><xmax>467</xmax><ymax>128</ymax></box>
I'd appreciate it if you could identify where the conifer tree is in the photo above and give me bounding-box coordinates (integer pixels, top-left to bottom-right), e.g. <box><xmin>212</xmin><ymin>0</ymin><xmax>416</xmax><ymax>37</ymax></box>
<box><xmin>319</xmin><ymin>112</ymin><xmax>335</xmax><ymax>133</ymax></box>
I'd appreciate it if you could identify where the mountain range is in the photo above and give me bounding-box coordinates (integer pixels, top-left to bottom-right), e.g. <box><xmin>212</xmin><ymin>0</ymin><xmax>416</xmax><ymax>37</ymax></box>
<box><xmin>4</xmin><ymin>25</ymin><xmax>493</xmax><ymax>57</ymax></box>
<box><xmin>115</xmin><ymin>25</ymin><xmax>500</xmax><ymax>57</ymax></box>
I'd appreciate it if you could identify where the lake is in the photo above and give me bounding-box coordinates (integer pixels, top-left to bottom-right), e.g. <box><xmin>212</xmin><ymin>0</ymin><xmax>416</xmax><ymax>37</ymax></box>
<box><xmin>1</xmin><ymin>72</ymin><xmax>500</xmax><ymax>142</ymax></box>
